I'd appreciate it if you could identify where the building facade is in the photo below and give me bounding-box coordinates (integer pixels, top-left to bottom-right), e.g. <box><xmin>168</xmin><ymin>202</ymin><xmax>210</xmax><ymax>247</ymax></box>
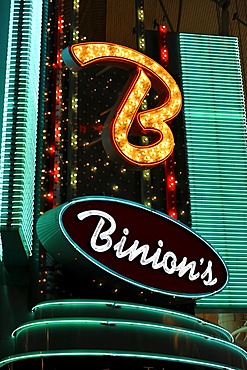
<box><xmin>0</xmin><ymin>0</ymin><xmax>247</xmax><ymax>368</ymax></box>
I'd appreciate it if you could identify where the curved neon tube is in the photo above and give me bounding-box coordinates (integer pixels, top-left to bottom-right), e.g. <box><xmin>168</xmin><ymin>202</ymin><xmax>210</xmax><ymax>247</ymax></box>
<box><xmin>0</xmin><ymin>349</ymin><xmax>244</xmax><ymax>370</ymax></box>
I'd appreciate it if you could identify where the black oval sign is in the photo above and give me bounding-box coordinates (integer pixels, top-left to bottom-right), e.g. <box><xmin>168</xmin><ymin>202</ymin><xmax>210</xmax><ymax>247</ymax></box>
<box><xmin>36</xmin><ymin>196</ymin><xmax>228</xmax><ymax>298</ymax></box>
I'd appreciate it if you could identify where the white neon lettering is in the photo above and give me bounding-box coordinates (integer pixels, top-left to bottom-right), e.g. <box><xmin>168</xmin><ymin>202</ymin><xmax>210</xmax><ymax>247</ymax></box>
<box><xmin>77</xmin><ymin>210</ymin><xmax>116</xmax><ymax>252</ymax></box>
<box><xmin>162</xmin><ymin>251</ymin><xmax>177</xmax><ymax>274</ymax></box>
<box><xmin>77</xmin><ymin>210</ymin><xmax>217</xmax><ymax>286</ymax></box>
<box><xmin>200</xmin><ymin>260</ymin><xmax>218</xmax><ymax>286</ymax></box>
<box><xmin>113</xmin><ymin>228</ymin><xmax>131</xmax><ymax>258</ymax></box>
<box><xmin>175</xmin><ymin>258</ymin><xmax>200</xmax><ymax>281</ymax></box>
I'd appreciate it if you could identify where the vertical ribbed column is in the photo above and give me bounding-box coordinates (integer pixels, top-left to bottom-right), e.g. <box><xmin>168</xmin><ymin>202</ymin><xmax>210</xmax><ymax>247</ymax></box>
<box><xmin>179</xmin><ymin>33</ymin><xmax>247</xmax><ymax>309</ymax></box>
<box><xmin>0</xmin><ymin>0</ymin><xmax>43</xmax><ymax>257</ymax></box>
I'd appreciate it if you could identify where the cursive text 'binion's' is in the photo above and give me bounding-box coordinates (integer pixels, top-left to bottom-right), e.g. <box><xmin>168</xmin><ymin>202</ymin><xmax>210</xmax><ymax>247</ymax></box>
<box><xmin>77</xmin><ymin>210</ymin><xmax>217</xmax><ymax>286</ymax></box>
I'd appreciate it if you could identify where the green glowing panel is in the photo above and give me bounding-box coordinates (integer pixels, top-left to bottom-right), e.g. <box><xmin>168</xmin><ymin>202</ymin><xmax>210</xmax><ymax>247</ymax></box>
<box><xmin>179</xmin><ymin>33</ymin><xmax>247</xmax><ymax>310</ymax></box>
<box><xmin>0</xmin><ymin>0</ymin><xmax>43</xmax><ymax>259</ymax></box>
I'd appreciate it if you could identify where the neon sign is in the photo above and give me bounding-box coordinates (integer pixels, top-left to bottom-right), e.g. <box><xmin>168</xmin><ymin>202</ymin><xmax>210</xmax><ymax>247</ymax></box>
<box><xmin>35</xmin><ymin>43</ymin><xmax>229</xmax><ymax>300</ymax></box>
<box><xmin>36</xmin><ymin>196</ymin><xmax>228</xmax><ymax>298</ymax></box>
<box><xmin>77</xmin><ymin>209</ymin><xmax>217</xmax><ymax>286</ymax></box>
<box><xmin>62</xmin><ymin>42</ymin><xmax>182</xmax><ymax>169</ymax></box>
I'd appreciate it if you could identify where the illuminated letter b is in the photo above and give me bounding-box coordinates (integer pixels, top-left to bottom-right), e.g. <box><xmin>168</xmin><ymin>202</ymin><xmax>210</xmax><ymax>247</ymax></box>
<box><xmin>62</xmin><ymin>42</ymin><xmax>182</xmax><ymax>169</ymax></box>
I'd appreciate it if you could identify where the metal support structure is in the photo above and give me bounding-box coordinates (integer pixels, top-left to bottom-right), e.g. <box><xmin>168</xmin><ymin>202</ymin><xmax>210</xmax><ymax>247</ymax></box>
<box><xmin>176</xmin><ymin>0</ymin><xmax>183</xmax><ymax>32</ymax></box>
<box><xmin>211</xmin><ymin>0</ymin><xmax>230</xmax><ymax>35</ymax></box>
<box><xmin>158</xmin><ymin>0</ymin><xmax>175</xmax><ymax>32</ymax></box>
<box><xmin>233</xmin><ymin>12</ymin><xmax>247</xmax><ymax>27</ymax></box>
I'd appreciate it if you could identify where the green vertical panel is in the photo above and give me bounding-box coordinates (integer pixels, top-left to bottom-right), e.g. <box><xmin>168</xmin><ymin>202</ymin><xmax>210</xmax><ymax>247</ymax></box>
<box><xmin>0</xmin><ymin>0</ymin><xmax>43</xmax><ymax>257</ymax></box>
<box><xmin>179</xmin><ymin>33</ymin><xmax>247</xmax><ymax>310</ymax></box>
<box><xmin>0</xmin><ymin>0</ymin><xmax>11</xmax><ymax>149</ymax></box>
<box><xmin>0</xmin><ymin>0</ymin><xmax>11</xmax><ymax>261</ymax></box>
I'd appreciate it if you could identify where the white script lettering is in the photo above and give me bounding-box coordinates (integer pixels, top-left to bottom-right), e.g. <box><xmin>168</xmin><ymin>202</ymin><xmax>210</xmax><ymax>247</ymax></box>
<box><xmin>77</xmin><ymin>210</ymin><xmax>217</xmax><ymax>286</ymax></box>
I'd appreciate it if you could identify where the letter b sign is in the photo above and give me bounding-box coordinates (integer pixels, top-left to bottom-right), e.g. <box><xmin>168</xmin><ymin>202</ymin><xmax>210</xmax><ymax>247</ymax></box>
<box><xmin>62</xmin><ymin>42</ymin><xmax>182</xmax><ymax>170</ymax></box>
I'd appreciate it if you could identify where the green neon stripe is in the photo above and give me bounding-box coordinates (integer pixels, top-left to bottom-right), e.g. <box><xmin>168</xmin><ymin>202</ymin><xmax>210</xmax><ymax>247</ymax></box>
<box><xmin>11</xmin><ymin>318</ymin><xmax>236</xmax><ymax>350</ymax></box>
<box><xmin>8</xmin><ymin>317</ymin><xmax>243</xmax><ymax>366</ymax></box>
<box><xmin>31</xmin><ymin>300</ymin><xmax>232</xmax><ymax>342</ymax></box>
<box><xmin>0</xmin><ymin>350</ymin><xmax>242</xmax><ymax>370</ymax></box>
